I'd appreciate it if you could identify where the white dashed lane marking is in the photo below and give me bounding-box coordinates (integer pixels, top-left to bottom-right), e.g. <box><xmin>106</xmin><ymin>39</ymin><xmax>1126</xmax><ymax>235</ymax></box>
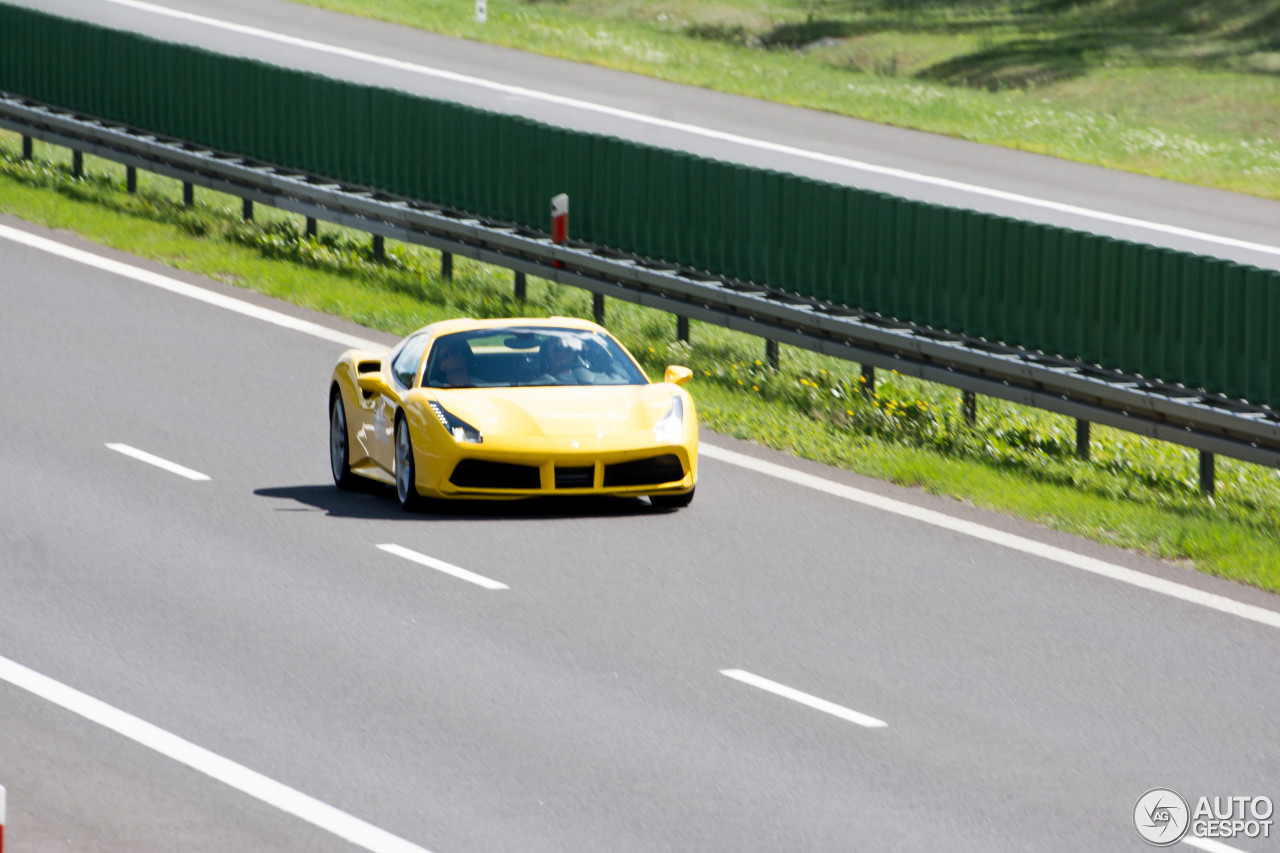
<box><xmin>106</xmin><ymin>443</ymin><xmax>211</xmax><ymax>481</ymax></box>
<box><xmin>721</xmin><ymin>669</ymin><xmax>887</xmax><ymax>729</ymax></box>
<box><xmin>377</xmin><ymin>544</ymin><xmax>509</xmax><ymax>590</ymax></box>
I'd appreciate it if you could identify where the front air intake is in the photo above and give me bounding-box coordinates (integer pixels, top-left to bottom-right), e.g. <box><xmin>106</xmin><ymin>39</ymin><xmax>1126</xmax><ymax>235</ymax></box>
<box><xmin>450</xmin><ymin>459</ymin><xmax>541</xmax><ymax>489</ymax></box>
<box><xmin>603</xmin><ymin>455</ymin><xmax>684</xmax><ymax>487</ymax></box>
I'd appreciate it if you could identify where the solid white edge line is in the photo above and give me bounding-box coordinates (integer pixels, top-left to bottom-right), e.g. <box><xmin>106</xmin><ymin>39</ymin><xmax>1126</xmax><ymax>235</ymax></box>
<box><xmin>6</xmin><ymin>220</ymin><xmax>1277</xmax><ymax>631</ymax></box>
<box><xmin>720</xmin><ymin>669</ymin><xmax>887</xmax><ymax>729</ymax></box>
<box><xmin>377</xmin><ymin>544</ymin><xmax>508</xmax><ymax>591</ymax></box>
<box><xmin>696</xmin><ymin>440</ymin><xmax>1280</xmax><ymax>627</ymax></box>
<box><xmin>0</xmin><ymin>224</ymin><xmax>383</xmax><ymax>351</ymax></box>
<box><xmin>100</xmin><ymin>0</ymin><xmax>1280</xmax><ymax>259</ymax></box>
<box><xmin>1182</xmin><ymin>835</ymin><xmax>1250</xmax><ymax>852</ymax></box>
<box><xmin>700</xmin><ymin>444</ymin><xmax>1280</xmax><ymax>631</ymax></box>
<box><xmin>0</xmin><ymin>654</ymin><xmax>434</xmax><ymax>853</ymax></box>
<box><xmin>106</xmin><ymin>442</ymin><xmax>211</xmax><ymax>481</ymax></box>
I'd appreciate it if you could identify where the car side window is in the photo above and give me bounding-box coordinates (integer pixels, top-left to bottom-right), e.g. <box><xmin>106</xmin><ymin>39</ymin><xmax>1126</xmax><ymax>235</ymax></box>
<box><xmin>391</xmin><ymin>334</ymin><xmax>430</xmax><ymax>389</ymax></box>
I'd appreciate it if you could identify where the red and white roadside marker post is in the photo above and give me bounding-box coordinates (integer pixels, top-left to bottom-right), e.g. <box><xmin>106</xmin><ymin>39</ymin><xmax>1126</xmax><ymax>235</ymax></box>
<box><xmin>551</xmin><ymin>192</ymin><xmax>568</xmax><ymax>269</ymax></box>
<box><xmin>1</xmin><ymin>784</ymin><xmax>7</xmax><ymax>853</ymax></box>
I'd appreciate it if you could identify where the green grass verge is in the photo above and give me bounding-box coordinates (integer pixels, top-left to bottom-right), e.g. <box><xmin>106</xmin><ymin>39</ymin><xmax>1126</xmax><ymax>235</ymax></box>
<box><xmin>3</xmin><ymin>133</ymin><xmax>1278</xmax><ymax>591</ymax></box>
<box><xmin>285</xmin><ymin>0</ymin><xmax>1280</xmax><ymax>199</ymax></box>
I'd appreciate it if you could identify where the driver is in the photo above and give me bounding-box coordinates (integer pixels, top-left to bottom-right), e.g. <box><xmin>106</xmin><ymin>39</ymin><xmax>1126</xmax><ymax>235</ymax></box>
<box><xmin>431</xmin><ymin>338</ymin><xmax>473</xmax><ymax>387</ymax></box>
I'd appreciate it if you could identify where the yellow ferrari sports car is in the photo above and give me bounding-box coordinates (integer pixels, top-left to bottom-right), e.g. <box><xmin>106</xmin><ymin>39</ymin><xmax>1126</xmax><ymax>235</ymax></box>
<box><xmin>329</xmin><ymin>317</ymin><xmax>698</xmax><ymax>509</ymax></box>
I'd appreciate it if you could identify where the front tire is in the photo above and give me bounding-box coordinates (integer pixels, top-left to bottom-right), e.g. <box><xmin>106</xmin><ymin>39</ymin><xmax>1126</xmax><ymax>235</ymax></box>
<box><xmin>330</xmin><ymin>390</ymin><xmax>359</xmax><ymax>489</ymax></box>
<box><xmin>650</xmin><ymin>488</ymin><xmax>694</xmax><ymax>509</ymax></box>
<box><xmin>395</xmin><ymin>416</ymin><xmax>425</xmax><ymax>511</ymax></box>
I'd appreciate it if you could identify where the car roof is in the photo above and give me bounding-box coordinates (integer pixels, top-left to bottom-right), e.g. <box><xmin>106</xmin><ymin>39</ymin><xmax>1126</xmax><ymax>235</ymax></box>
<box><xmin>415</xmin><ymin>316</ymin><xmax>608</xmax><ymax>338</ymax></box>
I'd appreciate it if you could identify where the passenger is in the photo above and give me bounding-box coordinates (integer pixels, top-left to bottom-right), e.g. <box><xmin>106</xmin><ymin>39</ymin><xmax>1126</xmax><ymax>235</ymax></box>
<box><xmin>538</xmin><ymin>336</ymin><xmax>591</xmax><ymax>385</ymax></box>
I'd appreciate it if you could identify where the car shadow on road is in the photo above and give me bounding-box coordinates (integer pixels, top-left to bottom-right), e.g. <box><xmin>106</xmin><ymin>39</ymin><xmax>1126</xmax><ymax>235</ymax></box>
<box><xmin>253</xmin><ymin>484</ymin><xmax>664</xmax><ymax>520</ymax></box>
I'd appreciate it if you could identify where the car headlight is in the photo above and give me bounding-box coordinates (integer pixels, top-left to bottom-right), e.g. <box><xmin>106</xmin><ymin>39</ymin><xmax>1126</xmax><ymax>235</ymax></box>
<box><xmin>428</xmin><ymin>401</ymin><xmax>483</xmax><ymax>444</ymax></box>
<box><xmin>653</xmin><ymin>394</ymin><xmax>684</xmax><ymax>444</ymax></box>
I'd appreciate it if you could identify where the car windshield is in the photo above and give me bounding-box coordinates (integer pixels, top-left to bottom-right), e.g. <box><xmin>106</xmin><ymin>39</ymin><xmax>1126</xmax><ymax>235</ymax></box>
<box><xmin>423</xmin><ymin>327</ymin><xmax>649</xmax><ymax>388</ymax></box>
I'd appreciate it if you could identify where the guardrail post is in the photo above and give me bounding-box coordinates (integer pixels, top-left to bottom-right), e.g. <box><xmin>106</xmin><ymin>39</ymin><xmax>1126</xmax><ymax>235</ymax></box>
<box><xmin>372</xmin><ymin>234</ymin><xmax>385</xmax><ymax>262</ymax></box>
<box><xmin>1200</xmin><ymin>451</ymin><xmax>1215</xmax><ymax>496</ymax></box>
<box><xmin>126</xmin><ymin>166</ymin><xmax>137</xmax><ymax>194</ymax></box>
<box><xmin>242</xmin><ymin>198</ymin><xmax>253</xmax><ymax>221</ymax></box>
<box><xmin>962</xmin><ymin>390</ymin><xmax>977</xmax><ymax>426</ymax></box>
<box><xmin>71</xmin><ymin>149</ymin><xmax>82</xmax><ymax>178</ymax></box>
<box><xmin>440</xmin><ymin>251</ymin><xmax>452</xmax><ymax>281</ymax></box>
<box><xmin>305</xmin><ymin>216</ymin><xmax>317</xmax><ymax>237</ymax></box>
<box><xmin>514</xmin><ymin>271</ymin><xmax>526</xmax><ymax>302</ymax></box>
<box><xmin>1076</xmin><ymin>420</ymin><xmax>1091</xmax><ymax>461</ymax></box>
<box><xmin>21</xmin><ymin>135</ymin><xmax>32</xmax><ymax>160</ymax></box>
<box><xmin>593</xmin><ymin>293</ymin><xmax>605</xmax><ymax>325</ymax></box>
<box><xmin>677</xmin><ymin>315</ymin><xmax>689</xmax><ymax>343</ymax></box>
<box><xmin>183</xmin><ymin>182</ymin><xmax>194</xmax><ymax>208</ymax></box>
<box><xmin>766</xmin><ymin>339</ymin><xmax>779</xmax><ymax>370</ymax></box>
<box><xmin>860</xmin><ymin>365</ymin><xmax>875</xmax><ymax>398</ymax></box>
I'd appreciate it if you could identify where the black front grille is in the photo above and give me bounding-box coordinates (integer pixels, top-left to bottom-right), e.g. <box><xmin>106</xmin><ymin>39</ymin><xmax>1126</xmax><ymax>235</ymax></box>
<box><xmin>603</xmin><ymin>454</ymin><xmax>684</xmax><ymax>487</ymax></box>
<box><xmin>555</xmin><ymin>466</ymin><xmax>595</xmax><ymax>489</ymax></box>
<box><xmin>450</xmin><ymin>459</ymin><xmax>541</xmax><ymax>489</ymax></box>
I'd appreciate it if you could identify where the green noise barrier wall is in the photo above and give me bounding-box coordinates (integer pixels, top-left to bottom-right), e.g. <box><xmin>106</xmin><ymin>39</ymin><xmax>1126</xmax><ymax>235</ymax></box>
<box><xmin>2</xmin><ymin>4</ymin><xmax>1277</xmax><ymax>409</ymax></box>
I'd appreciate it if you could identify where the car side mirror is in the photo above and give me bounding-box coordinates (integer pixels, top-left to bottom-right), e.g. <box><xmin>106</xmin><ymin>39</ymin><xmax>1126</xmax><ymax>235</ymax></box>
<box><xmin>664</xmin><ymin>365</ymin><xmax>693</xmax><ymax>386</ymax></box>
<box><xmin>356</xmin><ymin>371</ymin><xmax>390</xmax><ymax>396</ymax></box>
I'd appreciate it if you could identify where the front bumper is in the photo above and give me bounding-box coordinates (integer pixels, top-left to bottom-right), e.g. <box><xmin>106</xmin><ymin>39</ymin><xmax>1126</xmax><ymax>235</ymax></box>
<box><xmin>420</xmin><ymin>442</ymin><xmax>697</xmax><ymax>500</ymax></box>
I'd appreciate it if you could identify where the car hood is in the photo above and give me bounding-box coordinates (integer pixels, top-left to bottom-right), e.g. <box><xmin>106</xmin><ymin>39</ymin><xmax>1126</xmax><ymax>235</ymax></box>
<box><xmin>431</xmin><ymin>384</ymin><xmax>676</xmax><ymax>438</ymax></box>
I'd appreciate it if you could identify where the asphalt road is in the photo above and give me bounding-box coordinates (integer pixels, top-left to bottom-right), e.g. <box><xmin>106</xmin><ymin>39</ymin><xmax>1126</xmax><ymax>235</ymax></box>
<box><xmin>10</xmin><ymin>0</ymin><xmax>1280</xmax><ymax>272</ymax></box>
<box><xmin>2</xmin><ymin>215</ymin><xmax>1279</xmax><ymax>852</ymax></box>
<box><xmin>2</xmin><ymin>3</ymin><xmax>1279</xmax><ymax>850</ymax></box>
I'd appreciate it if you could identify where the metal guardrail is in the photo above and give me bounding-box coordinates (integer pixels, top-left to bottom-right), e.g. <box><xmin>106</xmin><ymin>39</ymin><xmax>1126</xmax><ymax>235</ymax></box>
<box><xmin>5</xmin><ymin>91</ymin><xmax>1280</xmax><ymax>482</ymax></box>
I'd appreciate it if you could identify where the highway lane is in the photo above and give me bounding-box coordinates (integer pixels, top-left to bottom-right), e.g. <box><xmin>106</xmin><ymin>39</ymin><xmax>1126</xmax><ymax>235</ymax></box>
<box><xmin>10</xmin><ymin>0</ymin><xmax>1280</xmax><ymax>272</ymax></box>
<box><xmin>3</xmin><ymin>219</ymin><xmax>1280</xmax><ymax>851</ymax></box>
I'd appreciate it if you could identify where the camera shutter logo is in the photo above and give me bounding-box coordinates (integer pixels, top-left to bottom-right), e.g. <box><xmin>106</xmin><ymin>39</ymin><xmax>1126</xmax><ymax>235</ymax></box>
<box><xmin>1135</xmin><ymin>788</ymin><xmax>1191</xmax><ymax>846</ymax></box>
